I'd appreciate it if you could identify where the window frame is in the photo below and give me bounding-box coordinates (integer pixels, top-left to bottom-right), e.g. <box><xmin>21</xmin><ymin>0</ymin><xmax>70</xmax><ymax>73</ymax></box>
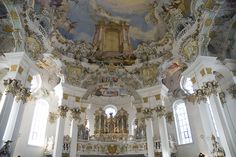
<box><xmin>103</xmin><ymin>104</ymin><xmax>117</xmax><ymax>117</ymax></box>
<box><xmin>173</xmin><ymin>100</ymin><xmax>193</xmax><ymax>145</ymax></box>
<box><xmin>28</xmin><ymin>99</ymin><xmax>49</xmax><ymax>147</ymax></box>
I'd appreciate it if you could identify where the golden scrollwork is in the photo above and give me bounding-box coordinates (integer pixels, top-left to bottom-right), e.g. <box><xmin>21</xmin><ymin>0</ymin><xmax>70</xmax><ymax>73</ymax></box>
<box><xmin>188</xmin><ymin>80</ymin><xmax>219</xmax><ymax>103</ymax></box>
<box><xmin>154</xmin><ymin>105</ymin><xmax>167</xmax><ymax>117</ymax></box>
<box><xmin>58</xmin><ymin>105</ymin><xmax>69</xmax><ymax>118</ymax></box>
<box><xmin>107</xmin><ymin>144</ymin><xmax>118</xmax><ymax>155</ymax></box>
<box><xmin>142</xmin><ymin>108</ymin><xmax>153</xmax><ymax>119</ymax></box>
<box><xmin>3</xmin><ymin>79</ymin><xmax>21</xmax><ymax>96</ymax></box>
<box><xmin>48</xmin><ymin>112</ymin><xmax>58</xmax><ymax>124</ymax></box>
<box><xmin>70</xmin><ymin>108</ymin><xmax>81</xmax><ymax>121</ymax></box>
<box><xmin>165</xmin><ymin>112</ymin><xmax>174</xmax><ymax>123</ymax></box>
<box><xmin>211</xmin><ymin>134</ymin><xmax>225</xmax><ymax>157</ymax></box>
<box><xmin>227</xmin><ymin>84</ymin><xmax>236</xmax><ymax>99</ymax></box>
<box><xmin>182</xmin><ymin>37</ymin><xmax>198</xmax><ymax>61</ymax></box>
<box><xmin>142</xmin><ymin>105</ymin><xmax>167</xmax><ymax>119</ymax></box>
<box><xmin>15</xmin><ymin>86</ymin><xmax>31</xmax><ymax>103</ymax></box>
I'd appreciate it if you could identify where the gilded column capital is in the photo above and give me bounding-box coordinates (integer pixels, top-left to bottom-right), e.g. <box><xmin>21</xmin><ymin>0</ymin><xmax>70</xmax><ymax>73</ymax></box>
<box><xmin>188</xmin><ymin>80</ymin><xmax>219</xmax><ymax>104</ymax></box>
<box><xmin>201</xmin><ymin>80</ymin><xmax>219</xmax><ymax>96</ymax></box>
<box><xmin>70</xmin><ymin>108</ymin><xmax>81</xmax><ymax>121</ymax></box>
<box><xmin>16</xmin><ymin>86</ymin><xmax>31</xmax><ymax>103</ymax></box>
<box><xmin>194</xmin><ymin>88</ymin><xmax>208</xmax><ymax>103</ymax></box>
<box><xmin>154</xmin><ymin>105</ymin><xmax>167</xmax><ymax>118</ymax></box>
<box><xmin>58</xmin><ymin>105</ymin><xmax>69</xmax><ymax>118</ymax></box>
<box><xmin>142</xmin><ymin>108</ymin><xmax>153</xmax><ymax>119</ymax></box>
<box><xmin>227</xmin><ymin>84</ymin><xmax>236</xmax><ymax>99</ymax></box>
<box><xmin>165</xmin><ymin>112</ymin><xmax>174</xmax><ymax>123</ymax></box>
<box><xmin>3</xmin><ymin>79</ymin><xmax>21</xmax><ymax>96</ymax></box>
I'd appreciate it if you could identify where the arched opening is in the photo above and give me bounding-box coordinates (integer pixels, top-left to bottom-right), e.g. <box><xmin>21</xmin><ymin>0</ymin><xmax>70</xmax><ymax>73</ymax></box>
<box><xmin>180</xmin><ymin>76</ymin><xmax>194</xmax><ymax>95</ymax></box>
<box><xmin>30</xmin><ymin>74</ymin><xmax>42</xmax><ymax>94</ymax></box>
<box><xmin>173</xmin><ymin>100</ymin><xmax>193</xmax><ymax>145</ymax></box>
<box><xmin>28</xmin><ymin>99</ymin><xmax>49</xmax><ymax>147</ymax></box>
<box><xmin>103</xmin><ymin>104</ymin><xmax>117</xmax><ymax>117</ymax></box>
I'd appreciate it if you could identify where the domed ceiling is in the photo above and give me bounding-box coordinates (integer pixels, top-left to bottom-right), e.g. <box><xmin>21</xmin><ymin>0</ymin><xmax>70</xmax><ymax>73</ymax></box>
<box><xmin>1</xmin><ymin>0</ymin><xmax>236</xmax><ymax>100</ymax></box>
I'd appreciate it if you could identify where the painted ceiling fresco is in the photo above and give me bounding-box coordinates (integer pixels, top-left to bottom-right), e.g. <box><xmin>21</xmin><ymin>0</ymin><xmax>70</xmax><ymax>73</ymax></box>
<box><xmin>1</xmin><ymin>0</ymin><xmax>236</xmax><ymax>99</ymax></box>
<box><xmin>35</xmin><ymin>0</ymin><xmax>165</xmax><ymax>48</ymax></box>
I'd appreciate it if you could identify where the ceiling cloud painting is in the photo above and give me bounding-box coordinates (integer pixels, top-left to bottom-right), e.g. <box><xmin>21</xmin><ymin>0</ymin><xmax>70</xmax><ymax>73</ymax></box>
<box><xmin>35</xmin><ymin>0</ymin><xmax>165</xmax><ymax>48</ymax></box>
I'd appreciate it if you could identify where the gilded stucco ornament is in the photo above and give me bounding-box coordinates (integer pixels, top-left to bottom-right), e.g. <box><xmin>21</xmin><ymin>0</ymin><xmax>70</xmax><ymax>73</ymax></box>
<box><xmin>107</xmin><ymin>144</ymin><xmax>118</xmax><ymax>155</ymax></box>
<box><xmin>142</xmin><ymin>108</ymin><xmax>153</xmax><ymax>119</ymax></box>
<box><xmin>195</xmin><ymin>89</ymin><xmax>207</xmax><ymax>103</ymax></box>
<box><xmin>182</xmin><ymin>37</ymin><xmax>198</xmax><ymax>61</ymax></box>
<box><xmin>202</xmin><ymin>81</ymin><xmax>219</xmax><ymax>96</ymax></box>
<box><xmin>154</xmin><ymin>105</ymin><xmax>167</xmax><ymax>118</ymax></box>
<box><xmin>70</xmin><ymin>108</ymin><xmax>81</xmax><ymax>121</ymax></box>
<box><xmin>64</xmin><ymin>62</ymin><xmax>87</xmax><ymax>86</ymax></box>
<box><xmin>15</xmin><ymin>86</ymin><xmax>31</xmax><ymax>103</ymax></box>
<box><xmin>48</xmin><ymin>112</ymin><xmax>58</xmax><ymax>123</ymax></box>
<box><xmin>227</xmin><ymin>84</ymin><xmax>236</xmax><ymax>99</ymax></box>
<box><xmin>165</xmin><ymin>112</ymin><xmax>174</xmax><ymax>123</ymax></box>
<box><xmin>133</xmin><ymin>33</ymin><xmax>173</xmax><ymax>62</ymax></box>
<box><xmin>58</xmin><ymin>105</ymin><xmax>69</xmax><ymax>118</ymax></box>
<box><xmin>219</xmin><ymin>92</ymin><xmax>226</xmax><ymax>105</ymax></box>
<box><xmin>25</xmin><ymin>37</ymin><xmax>42</xmax><ymax>59</ymax></box>
<box><xmin>134</xmin><ymin>64</ymin><xmax>159</xmax><ymax>86</ymax></box>
<box><xmin>142</xmin><ymin>105</ymin><xmax>168</xmax><ymax>119</ymax></box>
<box><xmin>189</xmin><ymin>81</ymin><xmax>219</xmax><ymax>103</ymax></box>
<box><xmin>211</xmin><ymin>134</ymin><xmax>225</xmax><ymax>157</ymax></box>
<box><xmin>3</xmin><ymin>79</ymin><xmax>21</xmax><ymax>96</ymax></box>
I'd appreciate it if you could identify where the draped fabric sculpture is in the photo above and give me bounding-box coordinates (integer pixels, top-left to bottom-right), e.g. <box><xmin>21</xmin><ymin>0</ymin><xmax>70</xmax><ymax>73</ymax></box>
<box><xmin>0</xmin><ymin>140</ymin><xmax>12</xmax><ymax>157</ymax></box>
<box><xmin>134</xmin><ymin>119</ymin><xmax>146</xmax><ymax>139</ymax></box>
<box><xmin>78</xmin><ymin>124</ymin><xmax>89</xmax><ymax>140</ymax></box>
<box><xmin>94</xmin><ymin>107</ymin><xmax>129</xmax><ymax>141</ymax></box>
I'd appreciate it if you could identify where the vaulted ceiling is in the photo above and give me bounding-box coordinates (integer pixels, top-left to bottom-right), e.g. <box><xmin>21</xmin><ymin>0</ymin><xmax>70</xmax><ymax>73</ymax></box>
<box><xmin>0</xmin><ymin>0</ymin><xmax>236</xmax><ymax>100</ymax></box>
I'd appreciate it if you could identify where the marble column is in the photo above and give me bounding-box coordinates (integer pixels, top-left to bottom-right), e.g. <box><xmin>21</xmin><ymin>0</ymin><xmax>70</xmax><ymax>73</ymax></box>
<box><xmin>156</xmin><ymin>105</ymin><xmax>170</xmax><ymax>157</ymax></box>
<box><xmin>157</xmin><ymin>86</ymin><xmax>170</xmax><ymax>157</ymax></box>
<box><xmin>143</xmin><ymin>108</ymin><xmax>154</xmax><ymax>157</ymax></box>
<box><xmin>0</xmin><ymin>79</ymin><xmax>21</xmax><ymax>146</ymax></box>
<box><xmin>196</xmin><ymin>80</ymin><xmax>235</xmax><ymax>156</ymax></box>
<box><xmin>208</xmin><ymin>94</ymin><xmax>234</xmax><ymax>157</ymax></box>
<box><xmin>3</xmin><ymin>86</ymin><xmax>30</xmax><ymax>156</ymax></box>
<box><xmin>70</xmin><ymin>108</ymin><xmax>81</xmax><ymax>157</ymax></box>
<box><xmin>197</xmin><ymin>101</ymin><xmax>215</xmax><ymax>156</ymax></box>
<box><xmin>53</xmin><ymin>105</ymin><xmax>69</xmax><ymax>157</ymax></box>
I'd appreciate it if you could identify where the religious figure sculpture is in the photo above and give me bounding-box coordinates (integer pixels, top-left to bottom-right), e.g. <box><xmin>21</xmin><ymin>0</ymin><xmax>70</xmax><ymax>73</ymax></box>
<box><xmin>211</xmin><ymin>135</ymin><xmax>225</xmax><ymax>157</ymax></box>
<box><xmin>0</xmin><ymin>140</ymin><xmax>12</xmax><ymax>157</ymax></box>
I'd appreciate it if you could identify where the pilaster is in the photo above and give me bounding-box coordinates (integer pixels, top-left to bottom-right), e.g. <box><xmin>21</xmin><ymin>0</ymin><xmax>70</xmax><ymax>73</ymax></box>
<box><xmin>70</xmin><ymin>107</ymin><xmax>81</xmax><ymax>157</ymax></box>
<box><xmin>53</xmin><ymin>104</ymin><xmax>69</xmax><ymax>157</ymax></box>
<box><xmin>0</xmin><ymin>79</ymin><xmax>22</xmax><ymax>146</ymax></box>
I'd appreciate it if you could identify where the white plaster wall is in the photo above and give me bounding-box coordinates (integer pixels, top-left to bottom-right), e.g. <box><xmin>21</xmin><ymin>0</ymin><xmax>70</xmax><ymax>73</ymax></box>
<box><xmin>176</xmin><ymin>102</ymin><xmax>201</xmax><ymax>157</ymax></box>
<box><xmin>13</xmin><ymin>93</ymin><xmax>58</xmax><ymax>157</ymax></box>
<box><xmin>13</xmin><ymin>100</ymin><xmax>44</xmax><ymax>157</ymax></box>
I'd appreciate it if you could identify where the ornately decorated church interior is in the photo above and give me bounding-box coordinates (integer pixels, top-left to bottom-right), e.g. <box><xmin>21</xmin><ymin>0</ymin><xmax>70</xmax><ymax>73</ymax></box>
<box><xmin>0</xmin><ymin>0</ymin><xmax>236</xmax><ymax>157</ymax></box>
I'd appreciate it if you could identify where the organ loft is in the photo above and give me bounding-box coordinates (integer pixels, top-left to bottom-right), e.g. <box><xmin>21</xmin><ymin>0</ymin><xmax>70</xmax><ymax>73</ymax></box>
<box><xmin>93</xmin><ymin>108</ymin><xmax>129</xmax><ymax>141</ymax></box>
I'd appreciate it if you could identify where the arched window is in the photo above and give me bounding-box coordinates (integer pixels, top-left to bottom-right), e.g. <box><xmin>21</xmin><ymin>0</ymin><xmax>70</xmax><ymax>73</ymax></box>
<box><xmin>104</xmin><ymin>105</ymin><xmax>117</xmax><ymax>117</ymax></box>
<box><xmin>173</xmin><ymin>100</ymin><xmax>192</xmax><ymax>145</ymax></box>
<box><xmin>180</xmin><ymin>76</ymin><xmax>194</xmax><ymax>95</ymax></box>
<box><xmin>30</xmin><ymin>74</ymin><xmax>42</xmax><ymax>94</ymax></box>
<box><xmin>28</xmin><ymin>99</ymin><xmax>49</xmax><ymax>146</ymax></box>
